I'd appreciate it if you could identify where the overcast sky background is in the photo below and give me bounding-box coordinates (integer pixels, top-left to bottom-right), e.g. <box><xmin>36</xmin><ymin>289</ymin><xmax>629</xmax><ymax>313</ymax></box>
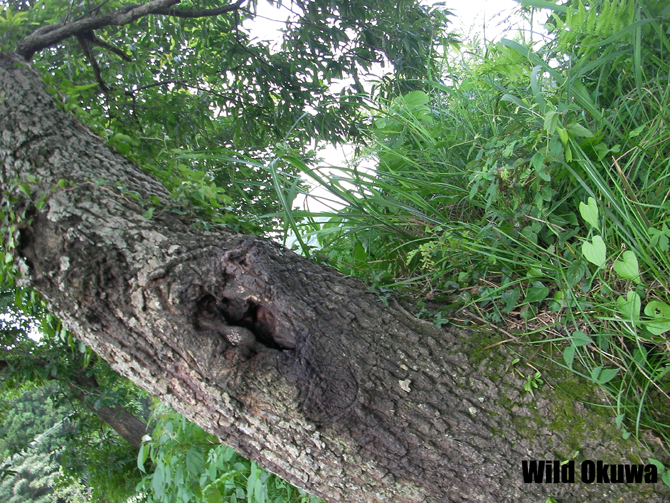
<box><xmin>244</xmin><ymin>0</ymin><xmax>527</xmax><ymax>47</ymax></box>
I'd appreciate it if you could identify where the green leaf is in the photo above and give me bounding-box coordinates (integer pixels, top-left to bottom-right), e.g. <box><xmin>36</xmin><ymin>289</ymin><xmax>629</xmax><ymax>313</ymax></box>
<box><xmin>663</xmin><ymin>470</ymin><xmax>670</xmax><ymax>487</ymax></box>
<box><xmin>615</xmin><ymin>413</ymin><xmax>625</xmax><ymax>429</ymax></box>
<box><xmin>400</xmin><ymin>90</ymin><xmax>430</xmax><ymax>108</ymax></box>
<box><xmin>643</xmin><ymin>300</ymin><xmax>670</xmax><ymax>335</ymax></box>
<box><xmin>186</xmin><ymin>447</ymin><xmax>205</xmax><ymax>476</ymax></box>
<box><xmin>557</xmin><ymin>126</ymin><xmax>569</xmax><ymax>146</ymax></box>
<box><xmin>143</xmin><ymin>207</ymin><xmax>154</xmax><ymax>219</ymax></box>
<box><xmin>18</xmin><ymin>183</ymin><xmax>30</xmax><ymax>197</ymax></box>
<box><xmin>550</xmin><ymin>290</ymin><xmax>564</xmax><ymax>313</ymax></box>
<box><xmin>571</xmin><ymin>330</ymin><xmax>593</xmax><ymax>347</ymax></box>
<box><xmin>519</xmin><ymin>0</ymin><xmax>568</xmax><ymax>13</ymax></box>
<box><xmin>137</xmin><ymin>443</ymin><xmax>149</xmax><ymax>473</ymax></box>
<box><xmin>563</xmin><ymin>345</ymin><xmax>575</xmax><ymax>368</ymax></box>
<box><xmin>579</xmin><ymin>197</ymin><xmax>599</xmax><ymax>230</ymax></box>
<box><xmin>206</xmin><ymin>489</ymin><xmax>224</xmax><ymax>503</ymax></box>
<box><xmin>70</xmin><ymin>82</ymin><xmax>99</xmax><ymax>92</ymax></box>
<box><xmin>613</xmin><ymin>250</ymin><xmax>640</xmax><ymax>282</ymax></box>
<box><xmin>501</xmin><ymin>93</ymin><xmax>532</xmax><ymax>112</ymax></box>
<box><xmin>57</xmin><ymin>178</ymin><xmax>68</xmax><ymax>188</ymax></box>
<box><xmin>593</xmin><ymin>142</ymin><xmax>609</xmax><ymax>160</ymax></box>
<box><xmin>649</xmin><ymin>225</ymin><xmax>670</xmax><ymax>252</ymax></box>
<box><xmin>253</xmin><ymin>476</ymin><xmax>264</xmax><ymax>502</ymax></box>
<box><xmin>601</xmin><ymin>366</ymin><xmax>620</xmax><ymax>386</ymax></box>
<box><xmin>566</xmin><ymin>122</ymin><xmax>594</xmax><ymax>137</ymax></box>
<box><xmin>531</xmin><ymin>152</ymin><xmax>551</xmax><ymax>181</ymax></box>
<box><xmin>582</xmin><ymin>235</ymin><xmax>606</xmax><ymax>267</ymax></box>
<box><xmin>633</xmin><ymin>347</ymin><xmax>648</xmax><ymax>368</ymax></box>
<box><xmin>501</xmin><ymin>288</ymin><xmax>520</xmax><ymax>313</ymax></box>
<box><xmin>153</xmin><ymin>461</ymin><xmax>165</xmax><ymax>497</ymax></box>
<box><xmin>525</xmin><ymin>282</ymin><xmax>549</xmax><ymax>303</ymax></box>
<box><xmin>221</xmin><ymin>446</ymin><xmax>236</xmax><ymax>463</ymax></box>
<box><xmin>543</xmin><ymin>110</ymin><xmax>559</xmax><ymax>134</ymax></box>
<box><xmin>648</xmin><ymin>458</ymin><xmax>665</xmax><ymax>473</ymax></box>
<box><xmin>565</xmin><ymin>260</ymin><xmax>587</xmax><ymax>287</ymax></box>
<box><xmin>82</xmin><ymin>349</ymin><xmax>91</xmax><ymax>369</ymax></box>
<box><xmin>589</xmin><ymin>365</ymin><xmax>602</xmax><ymax>381</ymax></box>
<box><xmin>247</xmin><ymin>462</ymin><xmax>258</xmax><ymax>501</ymax></box>
<box><xmin>591</xmin><ymin>365</ymin><xmax>618</xmax><ymax>384</ymax></box>
<box><xmin>617</xmin><ymin>291</ymin><xmax>641</xmax><ymax>324</ymax></box>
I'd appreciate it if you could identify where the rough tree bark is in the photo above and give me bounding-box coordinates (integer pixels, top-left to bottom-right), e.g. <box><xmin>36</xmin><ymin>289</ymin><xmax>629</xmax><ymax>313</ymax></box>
<box><xmin>1</xmin><ymin>53</ymin><xmax>668</xmax><ymax>502</ymax></box>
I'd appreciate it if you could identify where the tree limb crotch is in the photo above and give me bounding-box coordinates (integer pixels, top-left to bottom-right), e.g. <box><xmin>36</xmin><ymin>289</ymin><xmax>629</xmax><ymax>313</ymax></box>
<box><xmin>17</xmin><ymin>0</ymin><xmax>247</xmax><ymax>61</ymax></box>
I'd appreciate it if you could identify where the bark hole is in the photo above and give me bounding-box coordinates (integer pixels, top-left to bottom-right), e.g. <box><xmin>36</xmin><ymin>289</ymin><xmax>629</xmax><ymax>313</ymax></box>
<box><xmin>194</xmin><ymin>294</ymin><xmax>289</xmax><ymax>351</ymax></box>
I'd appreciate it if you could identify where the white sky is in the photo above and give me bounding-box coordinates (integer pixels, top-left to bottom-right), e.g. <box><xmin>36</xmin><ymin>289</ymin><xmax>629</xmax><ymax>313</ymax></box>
<box><xmin>244</xmin><ymin>0</ymin><xmax>529</xmax><ymax>48</ymax></box>
<box><xmin>447</xmin><ymin>0</ymin><xmax>522</xmax><ymax>38</ymax></box>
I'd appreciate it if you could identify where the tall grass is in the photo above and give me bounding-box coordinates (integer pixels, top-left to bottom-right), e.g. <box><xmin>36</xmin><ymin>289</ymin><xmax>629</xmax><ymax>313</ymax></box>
<box><xmin>279</xmin><ymin>0</ymin><xmax>670</xmax><ymax>455</ymax></box>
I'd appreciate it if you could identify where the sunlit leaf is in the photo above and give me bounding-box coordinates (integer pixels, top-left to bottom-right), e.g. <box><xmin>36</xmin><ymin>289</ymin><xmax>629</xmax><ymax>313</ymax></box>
<box><xmin>613</xmin><ymin>250</ymin><xmax>640</xmax><ymax>283</ymax></box>
<box><xmin>582</xmin><ymin>235</ymin><xmax>606</xmax><ymax>267</ymax></box>
<box><xmin>644</xmin><ymin>300</ymin><xmax>670</xmax><ymax>335</ymax></box>
<box><xmin>617</xmin><ymin>291</ymin><xmax>641</xmax><ymax>324</ymax></box>
<box><xmin>579</xmin><ymin>197</ymin><xmax>599</xmax><ymax>230</ymax></box>
<box><xmin>543</xmin><ymin>110</ymin><xmax>559</xmax><ymax>134</ymax></box>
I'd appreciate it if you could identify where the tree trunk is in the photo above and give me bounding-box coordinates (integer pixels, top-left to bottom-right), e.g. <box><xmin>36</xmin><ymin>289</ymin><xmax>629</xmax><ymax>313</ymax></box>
<box><xmin>1</xmin><ymin>53</ymin><xmax>667</xmax><ymax>502</ymax></box>
<box><xmin>70</xmin><ymin>372</ymin><xmax>150</xmax><ymax>449</ymax></box>
<box><xmin>88</xmin><ymin>403</ymin><xmax>149</xmax><ymax>450</ymax></box>
<box><xmin>0</xmin><ymin>357</ymin><xmax>151</xmax><ymax>449</ymax></box>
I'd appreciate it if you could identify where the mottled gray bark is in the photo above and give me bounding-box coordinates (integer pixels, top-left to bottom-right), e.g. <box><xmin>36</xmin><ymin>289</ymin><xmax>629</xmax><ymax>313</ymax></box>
<box><xmin>1</xmin><ymin>53</ymin><xmax>668</xmax><ymax>502</ymax></box>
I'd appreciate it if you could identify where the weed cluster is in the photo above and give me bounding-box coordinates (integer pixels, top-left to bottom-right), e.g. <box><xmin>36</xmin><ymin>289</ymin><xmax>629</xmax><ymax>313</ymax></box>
<box><xmin>286</xmin><ymin>0</ymin><xmax>670</xmax><ymax>455</ymax></box>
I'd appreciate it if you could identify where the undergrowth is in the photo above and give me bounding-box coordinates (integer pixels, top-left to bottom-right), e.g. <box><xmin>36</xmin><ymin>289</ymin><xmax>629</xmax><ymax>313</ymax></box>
<box><xmin>135</xmin><ymin>404</ymin><xmax>318</xmax><ymax>503</ymax></box>
<box><xmin>278</xmin><ymin>0</ymin><xmax>670</xmax><ymax>458</ymax></box>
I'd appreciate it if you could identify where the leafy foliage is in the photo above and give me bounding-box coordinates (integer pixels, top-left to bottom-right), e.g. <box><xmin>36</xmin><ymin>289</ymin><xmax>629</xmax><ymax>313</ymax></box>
<box><xmin>0</xmin><ymin>0</ymin><xmax>455</xmax><ymax>233</ymax></box>
<box><xmin>1</xmin><ymin>290</ymin><xmax>150</xmax><ymax>501</ymax></box>
<box><xmin>0</xmin><ymin>383</ymin><xmax>74</xmax><ymax>458</ymax></box>
<box><xmin>0</xmin><ymin>449</ymin><xmax>77</xmax><ymax>503</ymax></box>
<box><xmin>6</xmin><ymin>0</ymin><xmax>670</xmax><ymax>498</ymax></box>
<box><xmin>0</xmin><ymin>0</ymin><xmax>455</xmax><ymax>501</ymax></box>
<box><xmin>290</xmin><ymin>0</ymin><xmax>670</xmax><ymax>454</ymax></box>
<box><xmin>136</xmin><ymin>405</ymin><xmax>319</xmax><ymax>503</ymax></box>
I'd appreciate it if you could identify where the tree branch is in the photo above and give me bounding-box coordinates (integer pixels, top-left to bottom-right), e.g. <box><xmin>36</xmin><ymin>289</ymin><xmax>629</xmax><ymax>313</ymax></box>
<box><xmin>16</xmin><ymin>0</ymin><xmax>246</xmax><ymax>61</ymax></box>
<box><xmin>152</xmin><ymin>0</ymin><xmax>246</xmax><ymax>18</ymax></box>
<box><xmin>87</xmin><ymin>32</ymin><xmax>133</xmax><ymax>62</ymax></box>
<box><xmin>76</xmin><ymin>33</ymin><xmax>110</xmax><ymax>94</ymax></box>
